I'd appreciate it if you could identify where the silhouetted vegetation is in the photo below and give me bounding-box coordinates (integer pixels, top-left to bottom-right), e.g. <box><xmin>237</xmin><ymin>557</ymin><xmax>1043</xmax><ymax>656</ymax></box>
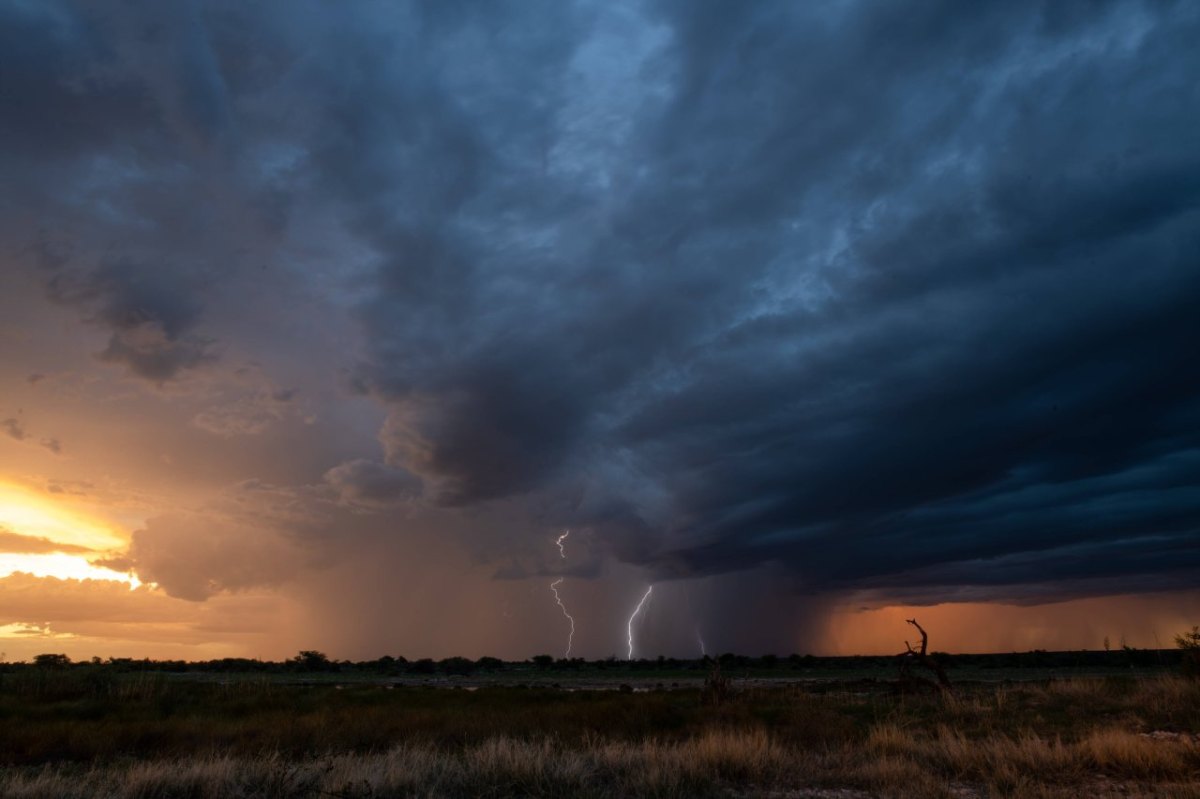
<box><xmin>31</xmin><ymin>653</ymin><xmax>71</xmax><ymax>669</ymax></box>
<box><xmin>0</xmin><ymin>637</ymin><xmax>1196</xmax><ymax>796</ymax></box>
<box><xmin>0</xmin><ymin>668</ymin><xmax>1197</xmax><ymax>797</ymax></box>
<box><xmin>701</xmin><ymin>657</ymin><xmax>731</xmax><ymax>706</ymax></box>
<box><xmin>0</xmin><ymin>646</ymin><xmax>1188</xmax><ymax>684</ymax></box>
<box><xmin>1177</xmin><ymin>625</ymin><xmax>1200</xmax><ymax>677</ymax></box>
<box><xmin>895</xmin><ymin>618</ymin><xmax>953</xmax><ymax>693</ymax></box>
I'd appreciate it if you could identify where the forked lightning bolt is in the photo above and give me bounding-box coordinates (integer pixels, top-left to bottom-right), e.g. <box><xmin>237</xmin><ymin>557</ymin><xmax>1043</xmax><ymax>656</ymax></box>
<box><xmin>549</xmin><ymin>578</ymin><xmax>575</xmax><ymax>658</ymax></box>
<box><xmin>626</xmin><ymin>585</ymin><xmax>654</xmax><ymax>660</ymax></box>
<box><xmin>549</xmin><ymin>530</ymin><xmax>575</xmax><ymax>658</ymax></box>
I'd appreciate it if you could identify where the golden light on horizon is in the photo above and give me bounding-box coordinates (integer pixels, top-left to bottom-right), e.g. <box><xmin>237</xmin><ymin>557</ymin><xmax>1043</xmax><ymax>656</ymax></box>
<box><xmin>0</xmin><ymin>481</ymin><xmax>139</xmax><ymax>588</ymax></box>
<box><xmin>0</xmin><ymin>553</ymin><xmax>142</xmax><ymax>588</ymax></box>
<box><xmin>0</xmin><ymin>482</ymin><xmax>127</xmax><ymax>550</ymax></box>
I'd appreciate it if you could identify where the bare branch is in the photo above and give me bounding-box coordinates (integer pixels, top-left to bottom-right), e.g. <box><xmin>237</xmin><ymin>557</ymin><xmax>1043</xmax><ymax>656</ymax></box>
<box><xmin>906</xmin><ymin>618</ymin><xmax>929</xmax><ymax>656</ymax></box>
<box><xmin>894</xmin><ymin>618</ymin><xmax>952</xmax><ymax>694</ymax></box>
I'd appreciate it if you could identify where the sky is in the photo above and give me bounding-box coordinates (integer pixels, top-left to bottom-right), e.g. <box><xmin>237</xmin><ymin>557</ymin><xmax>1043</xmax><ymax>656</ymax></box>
<box><xmin>0</xmin><ymin>0</ymin><xmax>1197</xmax><ymax>662</ymax></box>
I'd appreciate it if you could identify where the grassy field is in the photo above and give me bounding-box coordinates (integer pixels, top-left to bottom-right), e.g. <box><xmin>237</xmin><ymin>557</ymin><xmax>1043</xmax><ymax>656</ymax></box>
<box><xmin>0</xmin><ymin>665</ymin><xmax>1198</xmax><ymax>797</ymax></box>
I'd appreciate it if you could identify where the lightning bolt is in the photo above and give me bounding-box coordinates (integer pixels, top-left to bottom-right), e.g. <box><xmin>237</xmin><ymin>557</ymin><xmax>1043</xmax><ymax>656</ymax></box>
<box><xmin>549</xmin><ymin>578</ymin><xmax>575</xmax><ymax>658</ymax></box>
<box><xmin>626</xmin><ymin>585</ymin><xmax>653</xmax><ymax>660</ymax></box>
<box><xmin>549</xmin><ymin>530</ymin><xmax>575</xmax><ymax>658</ymax></box>
<box><xmin>695</xmin><ymin>625</ymin><xmax>707</xmax><ymax>657</ymax></box>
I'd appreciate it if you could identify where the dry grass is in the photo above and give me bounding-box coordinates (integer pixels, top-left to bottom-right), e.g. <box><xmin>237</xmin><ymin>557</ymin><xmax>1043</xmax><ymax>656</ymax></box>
<box><xmin>0</xmin><ymin>725</ymin><xmax>1195</xmax><ymax>798</ymax></box>
<box><xmin>860</xmin><ymin>722</ymin><xmax>1200</xmax><ymax>797</ymax></box>
<box><xmin>1</xmin><ymin>675</ymin><xmax>1198</xmax><ymax>797</ymax></box>
<box><xmin>0</xmin><ymin>734</ymin><xmax>789</xmax><ymax>799</ymax></box>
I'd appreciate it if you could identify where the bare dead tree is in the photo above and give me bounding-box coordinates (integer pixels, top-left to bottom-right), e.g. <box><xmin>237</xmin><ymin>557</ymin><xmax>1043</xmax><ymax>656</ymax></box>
<box><xmin>895</xmin><ymin>618</ymin><xmax>952</xmax><ymax>693</ymax></box>
<box><xmin>702</xmin><ymin>658</ymin><xmax>732</xmax><ymax>706</ymax></box>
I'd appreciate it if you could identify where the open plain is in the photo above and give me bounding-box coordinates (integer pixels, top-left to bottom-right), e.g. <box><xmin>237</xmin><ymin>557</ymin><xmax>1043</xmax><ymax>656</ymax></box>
<box><xmin>1</xmin><ymin>655</ymin><xmax>1197</xmax><ymax>798</ymax></box>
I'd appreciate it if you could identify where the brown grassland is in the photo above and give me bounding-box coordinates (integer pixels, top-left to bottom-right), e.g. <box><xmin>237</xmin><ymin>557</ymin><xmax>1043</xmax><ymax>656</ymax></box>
<box><xmin>0</xmin><ymin>670</ymin><xmax>1197</xmax><ymax>798</ymax></box>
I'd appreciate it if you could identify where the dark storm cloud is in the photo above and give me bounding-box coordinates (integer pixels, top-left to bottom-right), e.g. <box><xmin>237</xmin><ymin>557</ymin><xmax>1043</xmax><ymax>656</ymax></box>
<box><xmin>1</xmin><ymin>1</ymin><xmax>285</xmax><ymax>384</ymax></box>
<box><xmin>323</xmin><ymin>459</ymin><xmax>421</xmax><ymax>509</ymax></box>
<box><xmin>45</xmin><ymin>259</ymin><xmax>216</xmax><ymax>381</ymax></box>
<box><xmin>5</xmin><ymin>0</ymin><xmax>1198</xmax><ymax>609</ymax></box>
<box><xmin>0</xmin><ymin>2</ymin><xmax>153</xmax><ymax>158</ymax></box>
<box><xmin>338</xmin><ymin>0</ymin><xmax>1200</xmax><ymax>601</ymax></box>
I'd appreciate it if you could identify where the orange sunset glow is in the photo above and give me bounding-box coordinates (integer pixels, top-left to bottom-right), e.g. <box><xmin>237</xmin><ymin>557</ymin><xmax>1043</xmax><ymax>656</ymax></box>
<box><xmin>0</xmin><ymin>482</ymin><xmax>139</xmax><ymax>586</ymax></box>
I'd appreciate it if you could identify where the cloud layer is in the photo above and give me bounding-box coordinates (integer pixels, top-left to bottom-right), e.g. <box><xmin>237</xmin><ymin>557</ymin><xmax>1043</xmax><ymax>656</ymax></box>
<box><xmin>1</xmin><ymin>0</ymin><xmax>1197</xmax><ymax>655</ymax></box>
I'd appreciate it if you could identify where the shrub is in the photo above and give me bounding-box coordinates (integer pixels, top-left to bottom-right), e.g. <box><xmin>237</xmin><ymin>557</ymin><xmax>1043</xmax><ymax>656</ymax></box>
<box><xmin>1175</xmin><ymin>626</ymin><xmax>1200</xmax><ymax>677</ymax></box>
<box><xmin>702</xmin><ymin>660</ymin><xmax>732</xmax><ymax>706</ymax></box>
<box><xmin>32</xmin><ymin>654</ymin><xmax>71</xmax><ymax>669</ymax></box>
<box><xmin>287</xmin><ymin>650</ymin><xmax>337</xmax><ymax>672</ymax></box>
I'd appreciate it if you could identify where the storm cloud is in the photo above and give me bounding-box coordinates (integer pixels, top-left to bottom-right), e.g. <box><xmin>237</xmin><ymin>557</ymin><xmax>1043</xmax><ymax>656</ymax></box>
<box><xmin>337</xmin><ymin>0</ymin><xmax>1200</xmax><ymax>599</ymax></box>
<box><xmin>1</xmin><ymin>0</ymin><xmax>1197</xmax><ymax>656</ymax></box>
